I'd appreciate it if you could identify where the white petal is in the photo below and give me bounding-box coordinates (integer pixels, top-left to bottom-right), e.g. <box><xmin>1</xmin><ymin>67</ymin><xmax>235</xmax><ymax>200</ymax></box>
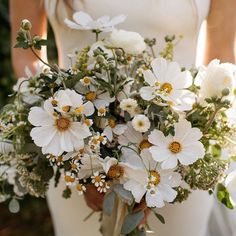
<box><xmin>113</xmin><ymin>124</ymin><xmax>127</xmax><ymax>135</ymax></box>
<box><xmin>151</xmin><ymin>58</ymin><xmax>167</xmax><ymax>82</ymax></box>
<box><xmin>83</xmin><ymin>101</ymin><xmax>95</xmax><ymax>116</ymax></box>
<box><xmin>165</xmin><ymin>61</ymin><xmax>181</xmax><ymax>82</ymax></box>
<box><xmin>157</xmin><ymin>184</ymin><xmax>177</xmax><ymax>202</ymax></box>
<box><xmin>148</xmin><ymin>129</ymin><xmax>168</xmax><ymax>146</ymax></box>
<box><xmin>140</xmin><ymin>86</ymin><xmax>156</xmax><ymax>101</ymax></box>
<box><xmin>64</xmin><ymin>19</ymin><xmax>85</xmax><ymax>30</ymax></box>
<box><xmin>108</xmin><ymin>15</ymin><xmax>126</xmax><ymax>26</ymax></box>
<box><xmin>149</xmin><ymin>146</ymin><xmax>169</xmax><ymax>162</ymax></box>
<box><xmin>69</xmin><ymin>123</ymin><xmax>91</xmax><ymax>139</ymax></box>
<box><xmin>123</xmin><ymin>180</ymin><xmax>146</xmax><ymax>203</ymax></box>
<box><xmin>28</xmin><ymin>107</ymin><xmax>54</xmax><ymax>126</ymax></box>
<box><xmin>160</xmin><ymin>171</ymin><xmax>182</xmax><ymax>187</ymax></box>
<box><xmin>73</xmin><ymin>11</ymin><xmax>93</xmax><ymax>26</ymax></box>
<box><xmin>142</xmin><ymin>70</ymin><xmax>157</xmax><ymax>86</ymax></box>
<box><xmin>65</xmin><ymin>89</ymin><xmax>83</xmax><ymax>108</ymax></box>
<box><xmin>30</xmin><ymin>126</ymin><xmax>57</xmax><ymax>147</ymax></box>
<box><xmin>146</xmin><ymin>191</ymin><xmax>165</xmax><ymax>208</ymax></box>
<box><xmin>171</xmin><ymin>71</ymin><xmax>192</xmax><ymax>89</ymax></box>
<box><xmin>104</xmin><ymin>126</ymin><xmax>113</xmax><ymax>142</ymax></box>
<box><xmin>42</xmin><ymin>133</ymin><xmax>64</xmax><ymax>156</ymax></box>
<box><xmin>161</xmin><ymin>156</ymin><xmax>178</xmax><ymax>169</ymax></box>
<box><xmin>60</xmin><ymin>131</ymin><xmax>74</xmax><ymax>153</ymax></box>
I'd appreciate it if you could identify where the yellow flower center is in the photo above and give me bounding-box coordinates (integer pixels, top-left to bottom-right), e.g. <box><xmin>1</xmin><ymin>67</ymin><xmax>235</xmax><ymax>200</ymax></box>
<box><xmin>138</xmin><ymin>121</ymin><xmax>144</xmax><ymax>127</ymax></box>
<box><xmin>169</xmin><ymin>141</ymin><xmax>182</xmax><ymax>154</ymax></box>
<box><xmin>85</xmin><ymin>91</ymin><xmax>96</xmax><ymax>101</ymax></box>
<box><xmin>149</xmin><ymin>170</ymin><xmax>161</xmax><ymax>186</ymax></box>
<box><xmin>83</xmin><ymin>76</ymin><xmax>91</xmax><ymax>85</ymax></box>
<box><xmin>98</xmin><ymin>107</ymin><xmax>106</xmax><ymax>115</ymax></box>
<box><xmin>62</xmin><ymin>106</ymin><xmax>71</xmax><ymax>112</ymax></box>
<box><xmin>64</xmin><ymin>175</ymin><xmax>75</xmax><ymax>183</ymax></box>
<box><xmin>98</xmin><ymin>135</ymin><xmax>104</xmax><ymax>143</ymax></box>
<box><xmin>94</xmin><ymin>176</ymin><xmax>102</xmax><ymax>183</ymax></box>
<box><xmin>71</xmin><ymin>163</ymin><xmax>78</xmax><ymax>170</ymax></box>
<box><xmin>139</xmin><ymin>139</ymin><xmax>153</xmax><ymax>150</ymax></box>
<box><xmin>160</xmin><ymin>83</ymin><xmax>173</xmax><ymax>94</ymax></box>
<box><xmin>51</xmin><ymin>100</ymin><xmax>58</xmax><ymax>107</ymax></box>
<box><xmin>108</xmin><ymin>119</ymin><xmax>116</xmax><ymax>128</ymax></box>
<box><xmin>55</xmin><ymin>117</ymin><xmax>71</xmax><ymax>131</ymax></box>
<box><xmin>83</xmin><ymin>119</ymin><xmax>92</xmax><ymax>126</ymax></box>
<box><xmin>107</xmin><ymin>165</ymin><xmax>124</xmax><ymax>179</ymax></box>
<box><xmin>75</xmin><ymin>105</ymin><xmax>84</xmax><ymax>114</ymax></box>
<box><xmin>57</xmin><ymin>156</ymin><xmax>63</xmax><ymax>163</ymax></box>
<box><xmin>76</xmin><ymin>184</ymin><xmax>83</xmax><ymax>191</ymax></box>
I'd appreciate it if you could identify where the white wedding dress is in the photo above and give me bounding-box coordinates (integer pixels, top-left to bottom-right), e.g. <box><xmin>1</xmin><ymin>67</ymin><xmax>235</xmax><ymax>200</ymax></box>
<box><xmin>44</xmin><ymin>1</ymin><xmax>217</xmax><ymax>236</ymax></box>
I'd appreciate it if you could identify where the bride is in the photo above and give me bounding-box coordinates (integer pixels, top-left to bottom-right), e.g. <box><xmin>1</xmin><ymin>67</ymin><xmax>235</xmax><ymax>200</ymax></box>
<box><xmin>10</xmin><ymin>0</ymin><xmax>236</xmax><ymax>235</ymax></box>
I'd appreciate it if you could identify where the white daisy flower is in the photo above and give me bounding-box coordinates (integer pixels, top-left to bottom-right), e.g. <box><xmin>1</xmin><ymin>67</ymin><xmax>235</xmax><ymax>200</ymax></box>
<box><xmin>91</xmin><ymin>171</ymin><xmax>106</xmax><ymax>187</ymax></box>
<box><xmin>103</xmin><ymin>119</ymin><xmax>127</xmax><ymax>142</ymax></box>
<box><xmin>70</xmin><ymin>159</ymin><xmax>81</xmax><ymax>172</ymax></box>
<box><xmin>97</xmin><ymin>182</ymin><xmax>110</xmax><ymax>193</ymax></box>
<box><xmin>64</xmin><ymin>11</ymin><xmax>126</xmax><ymax>32</ymax></box>
<box><xmin>76</xmin><ymin>183</ymin><xmax>86</xmax><ymax>195</ymax></box>
<box><xmin>120</xmin><ymin>98</ymin><xmax>138</xmax><ymax>116</ymax></box>
<box><xmin>132</xmin><ymin>115</ymin><xmax>151</xmax><ymax>133</ymax></box>
<box><xmin>28</xmin><ymin>98</ymin><xmax>91</xmax><ymax>156</ymax></box>
<box><xmin>123</xmin><ymin>149</ymin><xmax>181</xmax><ymax>208</ymax></box>
<box><xmin>140</xmin><ymin>58</ymin><xmax>194</xmax><ymax>111</ymax></box>
<box><xmin>148</xmin><ymin>119</ymin><xmax>205</xmax><ymax>169</ymax></box>
<box><xmin>80</xmin><ymin>76</ymin><xmax>92</xmax><ymax>86</ymax></box>
<box><xmin>64</xmin><ymin>172</ymin><xmax>76</xmax><ymax>187</ymax></box>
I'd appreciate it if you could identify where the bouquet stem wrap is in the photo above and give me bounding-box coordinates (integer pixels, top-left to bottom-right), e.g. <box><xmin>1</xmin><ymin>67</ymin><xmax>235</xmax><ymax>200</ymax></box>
<box><xmin>101</xmin><ymin>196</ymin><xmax>128</xmax><ymax>236</ymax></box>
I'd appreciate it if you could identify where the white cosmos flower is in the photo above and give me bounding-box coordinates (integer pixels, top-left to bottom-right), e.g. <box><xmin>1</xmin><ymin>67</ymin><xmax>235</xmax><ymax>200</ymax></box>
<box><xmin>120</xmin><ymin>98</ymin><xmax>138</xmax><ymax>116</ymax></box>
<box><xmin>123</xmin><ymin>149</ymin><xmax>181</xmax><ymax>208</ymax></box>
<box><xmin>140</xmin><ymin>58</ymin><xmax>194</xmax><ymax>111</ymax></box>
<box><xmin>103</xmin><ymin>119</ymin><xmax>127</xmax><ymax>142</ymax></box>
<box><xmin>28</xmin><ymin>98</ymin><xmax>91</xmax><ymax>156</ymax></box>
<box><xmin>195</xmin><ymin>59</ymin><xmax>236</xmax><ymax>103</ymax></box>
<box><xmin>109</xmin><ymin>29</ymin><xmax>146</xmax><ymax>54</ymax></box>
<box><xmin>64</xmin><ymin>11</ymin><xmax>126</xmax><ymax>32</ymax></box>
<box><xmin>132</xmin><ymin>115</ymin><xmax>151</xmax><ymax>133</ymax></box>
<box><xmin>148</xmin><ymin>119</ymin><xmax>205</xmax><ymax>169</ymax></box>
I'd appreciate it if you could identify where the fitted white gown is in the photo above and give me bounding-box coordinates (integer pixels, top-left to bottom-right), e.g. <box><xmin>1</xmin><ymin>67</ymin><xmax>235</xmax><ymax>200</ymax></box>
<box><xmin>44</xmin><ymin>1</ymin><xmax>216</xmax><ymax>236</ymax></box>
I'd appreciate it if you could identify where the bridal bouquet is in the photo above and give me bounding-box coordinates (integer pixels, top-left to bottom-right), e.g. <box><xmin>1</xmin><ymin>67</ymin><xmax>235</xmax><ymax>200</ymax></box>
<box><xmin>1</xmin><ymin>12</ymin><xmax>236</xmax><ymax>235</ymax></box>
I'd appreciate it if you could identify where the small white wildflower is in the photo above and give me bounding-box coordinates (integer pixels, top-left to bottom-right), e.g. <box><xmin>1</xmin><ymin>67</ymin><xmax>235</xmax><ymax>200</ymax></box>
<box><xmin>97</xmin><ymin>106</ymin><xmax>107</xmax><ymax>117</ymax></box>
<box><xmin>91</xmin><ymin>171</ymin><xmax>106</xmax><ymax>187</ymax></box>
<box><xmin>97</xmin><ymin>182</ymin><xmax>110</xmax><ymax>193</ymax></box>
<box><xmin>64</xmin><ymin>172</ymin><xmax>76</xmax><ymax>187</ymax></box>
<box><xmin>81</xmin><ymin>76</ymin><xmax>92</xmax><ymax>86</ymax></box>
<box><xmin>76</xmin><ymin>183</ymin><xmax>86</xmax><ymax>195</ymax></box>
<box><xmin>120</xmin><ymin>98</ymin><xmax>138</xmax><ymax>114</ymax></box>
<box><xmin>70</xmin><ymin>159</ymin><xmax>81</xmax><ymax>172</ymax></box>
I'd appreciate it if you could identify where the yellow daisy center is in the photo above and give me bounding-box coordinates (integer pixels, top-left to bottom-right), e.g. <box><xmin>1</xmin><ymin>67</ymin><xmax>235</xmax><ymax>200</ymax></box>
<box><xmin>98</xmin><ymin>107</ymin><xmax>106</xmax><ymax>115</ymax></box>
<box><xmin>64</xmin><ymin>175</ymin><xmax>75</xmax><ymax>183</ymax></box>
<box><xmin>98</xmin><ymin>135</ymin><xmax>104</xmax><ymax>143</ymax></box>
<box><xmin>71</xmin><ymin>163</ymin><xmax>78</xmax><ymax>170</ymax></box>
<box><xmin>62</xmin><ymin>106</ymin><xmax>71</xmax><ymax>112</ymax></box>
<box><xmin>160</xmin><ymin>83</ymin><xmax>173</xmax><ymax>94</ymax></box>
<box><xmin>75</xmin><ymin>105</ymin><xmax>84</xmax><ymax>114</ymax></box>
<box><xmin>76</xmin><ymin>184</ymin><xmax>83</xmax><ymax>191</ymax></box>
<box><xmin>83</xmin><ymin>119</ymin><xmax>92</xmax><ymax>126</ymax></box>
<box><xmin>85</xmin><ymin>91</ymin><xmax>96</xmax><ymax>101</ymax></box>
<box><xmin>55</xmin><ymin>117</ymin><xmax>71</xmax><ymax>131</ymax></box>
<box><xmin>149</xmin><ymin>170</ymin><xmax>161</xmax><ymax>186</ymax></box>
<box><xmin>107</xmin><ymin>165</ymin><xmax>124</xmax><ymax>179</ymax></box>
<box><xmin>94</xmin><ymin>175</ymin><xmax>102</xmax><ymax>183</ymax></box>
<box><xmin>108</xmin><ymin>119</ymin><xmax>116</xmax><ymax>128</ymax></box>
<box><xmin>51</xmin><ymin>100</ymin><xmax>58</xmax><ymax>107</ymax></box>
<box><xmin>139</xmin><ymin>139</ymin><xmax>153</xmax><ymax>150</ymax></box>
<box><xmin>57</xmin><ymin>156</ymin><xmax>63</xmax><ymax>163</ymax></box>
<box><xmin>169</xmin><ymin>141</ymin><xmax>182</xmax><ymax>154</ymax></box>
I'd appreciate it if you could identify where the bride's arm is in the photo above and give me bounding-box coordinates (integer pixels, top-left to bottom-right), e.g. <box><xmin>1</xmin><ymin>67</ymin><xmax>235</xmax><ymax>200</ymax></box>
<box><xmin>10</xmin><ymin>0</ymin><xmax>47</xmax><ymax>78</ymax></box>
<box><xmin>204</xmin><ymin>0</ymin><xmax>236</xmax><ymax>64</ymax></box>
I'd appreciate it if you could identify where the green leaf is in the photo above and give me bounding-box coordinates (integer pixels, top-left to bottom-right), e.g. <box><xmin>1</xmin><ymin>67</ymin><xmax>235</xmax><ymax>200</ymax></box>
<box><xmin>153</xmin><ymin>211</ymin><xmax>165</xmax><ymax>224</ymax></box>
<box><xmin>103</xmin><ymin>191</ymin><xmax>116</xmax><ymax>216</ymax></box>
<box><xmin>217</xmin><ymin>183</ymin><xmax>234</xmax><ymax>209</ymax></box>
<box><xmin>113</xmin><ymin>184</ymin><xmax>134</xmax><ymax>205</ymax></box>
<box><xmin>121</xmin><ymin>210</ymin><xmax>144</xmax><ymax>234</ymax></box>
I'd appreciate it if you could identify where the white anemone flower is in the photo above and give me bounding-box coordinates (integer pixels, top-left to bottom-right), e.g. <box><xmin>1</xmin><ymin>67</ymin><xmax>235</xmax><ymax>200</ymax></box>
<box><xmin>64</xmin><ymin>11</ymin><xmax>126</xmax><ymax>32</ymax></box>
<box><xmin>148</xmin><ymin>119</ymin><xmax>205</xmax><ymax>169</ymax></box>
<box><xmin>103</xmin><ymin>119</ymin><xmax>127</xmax><ymax>142</ymax></box>
<box><xmin>140</xmin><ymin>58</ymin><xmax>194</xmax><ymax>111</ymax></box>
<box><xmin>123</xmin><ymin>149</ymin><xmax>181</xmax><ymax>208</ymax></box>
<box><xmin>28</xmin><ymin>98</ymin><xmax>91</xmax><ymax>156</ymax></box>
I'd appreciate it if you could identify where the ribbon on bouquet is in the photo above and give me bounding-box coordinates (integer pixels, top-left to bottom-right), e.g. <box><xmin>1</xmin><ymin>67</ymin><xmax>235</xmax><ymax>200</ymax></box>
<box><xmin>101</xmin><ymin>196</ymin><xmax>128</xmax><ymax>236</ymax></box>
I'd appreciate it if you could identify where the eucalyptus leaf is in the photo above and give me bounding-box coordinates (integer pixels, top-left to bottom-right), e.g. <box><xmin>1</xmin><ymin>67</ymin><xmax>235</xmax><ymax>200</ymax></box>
<box><xmin>121</xmin><ymin>210</ymin><xmax>144</xmax><ymax>235</ymax></box>
<box><xmin>103</xmin><ymin>190</ymin><xmax>116</xmax><ymax>216</ymax></box>
<box><xmin>153</xmin><ymin>211</ymin><xmax>165</xmax><ymax>224</ymax></box>
<box><xmin>113</xmin><ymin>184</ymin><xmax>134</xmax><ymax>205</ymax></box>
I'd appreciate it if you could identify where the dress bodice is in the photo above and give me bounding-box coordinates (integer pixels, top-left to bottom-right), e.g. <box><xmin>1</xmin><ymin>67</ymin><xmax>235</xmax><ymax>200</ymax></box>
<box><xmin>45</xmin><ymin>0</ymin><xmax>210</xmax><ymax>68</ymax></box>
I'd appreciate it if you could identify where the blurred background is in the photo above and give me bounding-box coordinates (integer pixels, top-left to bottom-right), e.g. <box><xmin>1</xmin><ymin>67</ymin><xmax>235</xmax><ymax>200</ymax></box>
<box><xmin>0</xmin><ymin>1</ymin><xmax>57</xmax><ymax>235</ymax></box>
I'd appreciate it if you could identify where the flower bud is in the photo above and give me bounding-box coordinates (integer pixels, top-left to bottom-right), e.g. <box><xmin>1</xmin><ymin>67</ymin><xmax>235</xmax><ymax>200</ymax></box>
<box><xmin>21</xmin><ymin>19</ymin><xmax>32</xmax><ymax>31</ymax></box>
<box><xmin>221</xmin><ymin>88</ymin><xmax>230</xmax><ymax>97</ymax></box>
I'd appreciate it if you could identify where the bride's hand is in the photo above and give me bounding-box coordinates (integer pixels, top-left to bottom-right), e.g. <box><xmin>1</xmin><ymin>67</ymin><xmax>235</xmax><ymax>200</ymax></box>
<box><xmin>83</xmin><ymin>185</ymin><xmax>104</xmax><ymax>212</ymax></box>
